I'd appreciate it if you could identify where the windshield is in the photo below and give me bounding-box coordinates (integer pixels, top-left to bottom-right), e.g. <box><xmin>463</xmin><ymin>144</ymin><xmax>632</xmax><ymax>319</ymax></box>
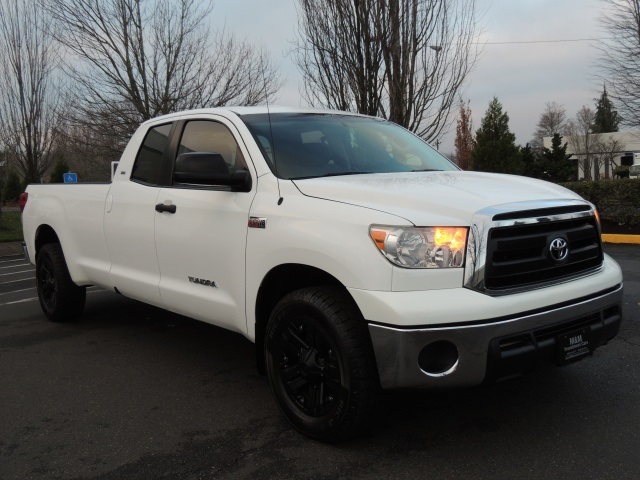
<box><xmin>240</xmin><ymin>113</ymin><xmax>457</xmax><ymax>179</ymax></box>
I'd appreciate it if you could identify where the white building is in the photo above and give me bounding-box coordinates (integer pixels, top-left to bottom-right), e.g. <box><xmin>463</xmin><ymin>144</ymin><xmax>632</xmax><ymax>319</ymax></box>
<box><xmin>543</xmin><ymin>131</ymin><xmax>640</xmax><ymax>180</ymax></box>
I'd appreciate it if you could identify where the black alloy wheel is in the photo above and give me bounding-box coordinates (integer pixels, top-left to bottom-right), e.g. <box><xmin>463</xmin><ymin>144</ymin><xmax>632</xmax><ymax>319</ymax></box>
<box><xmin>36</xmin><ymin>243</ymin><xmax>86</xmax><ymax>322</ymax></box>
<box><xmin>265</xmin><ymin>287</ymin><xmax>379</xmax><ymax>442</ymax></box>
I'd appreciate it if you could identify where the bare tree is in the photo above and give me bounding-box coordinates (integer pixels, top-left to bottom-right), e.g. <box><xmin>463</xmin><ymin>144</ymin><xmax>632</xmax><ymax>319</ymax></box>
<box><xmin>0</xmin><ymin>0</ymin><xmax>60</xmax><ymax>184</ymax></box>
<box><xmin>52</xmin><ymin>124</ymin><xmax>122</xmax><ymax>182</ymax></box>
<box><xmin>43</xmin><ymin>0</ymin><xmax>282</xmax><ymax>162</ymax></box>
<box><xmin>596</xmin><ymin>0</ymin><xmax>640</xmax><ymax>127</ymax></box>
<box><xmin>454</xmin><ymin>99</ymin><xmax>473</xmax><ymax>169</ymax></box>
<box><xmin>532</xmin><ymin>101</ymin><xmax>567</xmax><ymax>148</ymax></box>
<box><xmin>593</xmin><ymin>136</ymin><xmax>625</xmax><ymax>179</ymax></box>
<box><xmin>566</xmin><ymin>106</ymin><xmax>598</xmax><ymax>181</ymax></box>
<box><xmin>0</xmin><ymin>151</ymin><xmax>6</xmax><ymax>224</ymax></box>
<box><xmin>293</xmin><ymin>1</ymin><xmax>385</xmax><ymax>115</ymax></box>
<box><xmin>293</xmin><ymin>0</ymin><xmax>480</xmax><ymax>144</ymax></box>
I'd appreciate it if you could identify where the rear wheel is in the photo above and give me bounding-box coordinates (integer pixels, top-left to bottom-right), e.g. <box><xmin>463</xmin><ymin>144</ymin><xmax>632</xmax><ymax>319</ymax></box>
<box><xmin>265</xmin><ymin>287</ymin><xmax>379</xmax><ymax>441</ymax></box>
<box><xmin>36</xmin><ymin>243</ymin><xmax>86</xmax><ymax>322</ymax></box>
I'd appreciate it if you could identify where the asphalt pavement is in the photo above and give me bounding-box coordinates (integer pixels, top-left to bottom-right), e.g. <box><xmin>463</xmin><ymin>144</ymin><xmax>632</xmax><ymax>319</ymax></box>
<box><xmin>0</xmin><ymin>241</ymin><xmax>23</xmax><ymax>258</ymax></box>
<box><xmin>0</xmin><ymin>245</ymin><xmax>639</xmax><ymax>480</ymax></box>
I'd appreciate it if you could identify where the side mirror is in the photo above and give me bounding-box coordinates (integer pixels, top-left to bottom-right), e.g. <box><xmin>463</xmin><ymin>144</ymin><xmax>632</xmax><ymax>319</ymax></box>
<box><xmin>173</xmin><ymin>152</ymin><xmax>252</xmax><ymax>192</ymax></box>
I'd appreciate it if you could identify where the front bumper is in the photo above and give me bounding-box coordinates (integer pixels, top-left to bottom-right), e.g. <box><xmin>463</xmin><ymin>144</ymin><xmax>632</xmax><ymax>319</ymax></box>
<box><xmin>367</xmin><ymin>284</ymin><xmax>623</xmax><ymax>389</ymax></box>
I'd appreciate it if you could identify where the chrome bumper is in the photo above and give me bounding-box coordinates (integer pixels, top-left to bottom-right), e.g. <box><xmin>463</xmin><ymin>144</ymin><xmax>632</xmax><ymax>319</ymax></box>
<box><xmin>368</xmin><ymin>284</ymin><xmax>623</xmax><ymax>390</ymax></box>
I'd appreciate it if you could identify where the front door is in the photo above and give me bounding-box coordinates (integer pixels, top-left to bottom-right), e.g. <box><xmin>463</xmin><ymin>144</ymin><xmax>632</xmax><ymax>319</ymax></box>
<box><xmin>154</xmin><ymin>118</ymin><xmax>257</xmax><ymax>334</ymax></box>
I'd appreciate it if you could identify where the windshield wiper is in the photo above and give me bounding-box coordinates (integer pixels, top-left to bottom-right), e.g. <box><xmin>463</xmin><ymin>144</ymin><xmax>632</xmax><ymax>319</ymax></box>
<box><xmin>290</xmin><ymin>171</ymin><xmax>375</xmax><ymax>180</ymax></box>
<box><xmin>411</xmin><ymin>168</ymin><xmax>443</xmax><ymax>172</ymax></box>
<box><xmin>320</xmin><ymin>171</ymin><xmax>376</xmax><ymax>177</ymax></box>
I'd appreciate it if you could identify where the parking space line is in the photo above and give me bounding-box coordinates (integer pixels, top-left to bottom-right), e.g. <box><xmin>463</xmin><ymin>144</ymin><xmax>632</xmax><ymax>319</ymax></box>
<box><xmin>0</xmin><ymin>287</ymin><xmax>37</xmax><ymax>296</ymax></box>
<box><xmin>0</xmin><ymin>270</ymin><xmax>35</xmax><ymax>277</ymax></box>
<box><xmin>1</xmin><ymin>297</ymin><xmax>38</xmax><ymax>305</ymax></box>
<box><xmin>0</xmin><ymin>258</ymin><xmax>25</xmax><ymax>265</ymax></box>
<box><xmin>0</xmin><ymin>277</ymin><xmax>35</xmax><ymax>285</ymax></box>
<box><xmin>0</xmin><ymin>263</ymin><xmax>30</xmax><ymax>271</ymax></box>
<box><xmin>0</xmin><ymin>288</ymin><xmax>105</xmax><ymax>306</ymax></box>
<box><xmin>0</xmin><ymin>270</ymin><xmax>33</xmax><ymax>277</ymax></box>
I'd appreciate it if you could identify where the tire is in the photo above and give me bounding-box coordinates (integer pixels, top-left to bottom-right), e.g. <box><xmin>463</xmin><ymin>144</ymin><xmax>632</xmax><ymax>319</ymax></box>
<box><xmin>36</xmin><ymin>243</ymin><xmax>86</xmax><ymax>323</ymax></box>
<box><xmin>265</xmin><ymin>287</ymin><xmax>379</xmax><ymax>442</ymax></box>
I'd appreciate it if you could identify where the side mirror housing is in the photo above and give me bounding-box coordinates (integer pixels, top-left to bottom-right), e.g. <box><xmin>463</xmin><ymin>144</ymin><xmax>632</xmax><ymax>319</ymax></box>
<box><xmin>173</xmin><ymin>152</ymin><xmax>252</xmax><ymax>192</ymax></box>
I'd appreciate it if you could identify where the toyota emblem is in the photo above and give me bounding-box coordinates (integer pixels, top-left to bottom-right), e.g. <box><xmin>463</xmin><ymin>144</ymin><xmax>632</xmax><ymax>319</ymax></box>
<box><xmin>549</xmin><ymin>237</ymin><xmax>569</xmax><ymax>263</ymax></box>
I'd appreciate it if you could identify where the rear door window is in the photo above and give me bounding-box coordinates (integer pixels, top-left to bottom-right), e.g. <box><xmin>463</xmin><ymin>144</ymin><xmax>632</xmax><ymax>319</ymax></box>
<box><xmin>130</xmin><ymin>123</ymin><xmax>173</xmax><ymax>185</ymax></box>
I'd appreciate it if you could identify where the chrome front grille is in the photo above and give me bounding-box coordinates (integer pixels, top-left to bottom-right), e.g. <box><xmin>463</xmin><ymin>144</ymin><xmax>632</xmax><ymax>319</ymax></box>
<box><xmin>464</xmin><ymin>200</ymin><xmax>603</xmax><ymax>295</ymax></box>
<box><xmin>484</xmin><ymin>217</ymin><xmax>602</xmax><ymax>290</ymax></box>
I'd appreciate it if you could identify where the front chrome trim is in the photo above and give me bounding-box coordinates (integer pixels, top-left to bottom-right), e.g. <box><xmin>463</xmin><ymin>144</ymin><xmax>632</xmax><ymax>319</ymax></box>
<box><xmin>463</xmin><ymin>199</ymin><xmax>597</xmax><ymax>294</ymax></box>
<box><xmin>420</xmin><ymin>358</ymin><xmax>459</xmax><ymax>378</ymax></box>
<box><xmin>368</xmin><ymin>283</ymin><xmax>622</xmax><ymax>390</ymax></box>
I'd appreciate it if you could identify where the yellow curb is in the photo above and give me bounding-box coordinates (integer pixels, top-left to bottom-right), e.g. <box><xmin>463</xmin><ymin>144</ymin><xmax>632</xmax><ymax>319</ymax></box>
<box><xmin>602</xmin><ymin>233</ymin><xmax>640</xmax><ymax>244</ymax></box>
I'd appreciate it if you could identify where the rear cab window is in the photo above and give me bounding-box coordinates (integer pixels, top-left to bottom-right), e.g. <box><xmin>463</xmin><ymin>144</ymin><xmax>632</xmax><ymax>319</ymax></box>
<box><xmin>130</xmin><ymin>123</ymin><xmax>173</xmax><ymax>186</ymax></box>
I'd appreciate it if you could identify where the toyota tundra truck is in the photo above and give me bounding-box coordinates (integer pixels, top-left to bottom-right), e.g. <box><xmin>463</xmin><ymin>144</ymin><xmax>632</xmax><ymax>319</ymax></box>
<box><xmin>21</xmin><ymin>107</ymin><xmax>623</xmax><ymax>441</ymax></box>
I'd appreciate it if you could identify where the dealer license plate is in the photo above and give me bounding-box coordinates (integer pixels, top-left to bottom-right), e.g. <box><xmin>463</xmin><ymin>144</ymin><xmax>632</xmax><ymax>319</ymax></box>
<box><xmin>557</xmin><ymin>328</ymin><xmax>592</xmax><ymax>366</ymax></box>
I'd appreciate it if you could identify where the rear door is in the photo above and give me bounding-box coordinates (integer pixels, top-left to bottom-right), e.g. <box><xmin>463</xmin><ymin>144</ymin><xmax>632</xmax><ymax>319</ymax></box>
<box><xmin>154</xmin><ymin>117</ymin><xmax>257</xmax><ymax>333</ymax></box>
<box><xmin>105</xmin><ymin>122</ymin><xmax>174</xmax><ymax>306</ymax></box>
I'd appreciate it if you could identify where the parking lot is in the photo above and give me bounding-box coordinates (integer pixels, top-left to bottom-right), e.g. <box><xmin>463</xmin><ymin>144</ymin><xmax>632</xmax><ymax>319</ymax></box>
<box><xmin>1</xmin><ymin>245</ymin><xmax>639</xmax><ymax>480</ymax></box>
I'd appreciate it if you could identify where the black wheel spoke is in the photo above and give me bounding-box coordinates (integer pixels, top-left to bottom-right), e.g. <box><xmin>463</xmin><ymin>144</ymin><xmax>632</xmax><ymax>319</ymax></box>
<box><xmin>40</xmin><ymin>263</ymin><xmax>52</xmax><ymax>278</ymax></box>
<box><xmin>287</xmin><ymin>375</ymin><xmax>308</xmax><ymax>393</ymax></box>
<box><xmin>274</xmin><ymin>316</ymin><xmax>343</xmax><ymax>417</ymax></box>
<box><xmin>282</xmin><ymin>324</ymin><xmax>309</xmax><ymax>353</ymax></box>
<box><xmin>281</xmin><ymin>364</ymin><xmax>305</xmax><ymax>387</ymax></box>
<box><xmin>37</xmin><ymin>259</ymin><xmax>57</xmax><ymax>309</ymax></box>
<box><xmin>305</xmin><ymin>384</ymin><xmax>321</xmax><ymax>414</ymax></box>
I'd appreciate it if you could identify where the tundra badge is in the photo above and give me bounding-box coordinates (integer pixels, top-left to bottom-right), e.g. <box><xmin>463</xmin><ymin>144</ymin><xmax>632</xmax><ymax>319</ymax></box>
<box><xmin>188</xmin><ymin>277</ymin><xmax>217</xmax><ymax>288</ymax></box>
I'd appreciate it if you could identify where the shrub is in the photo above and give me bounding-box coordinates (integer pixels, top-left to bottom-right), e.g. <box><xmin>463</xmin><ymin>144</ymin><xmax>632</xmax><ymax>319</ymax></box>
<box><xmin>2</xmin><ymin>169</ymin><xmax>22</xmax><ymax>203</ymax></box>
<box><xmin>49</xmin><ymin>158</ymin><xmax>71</xmax><ymax>183</ymax></box>
<box><xmin>561</xmin><ymin>179</ymin><xmax>640</xmax><ymax>226</ymax></box>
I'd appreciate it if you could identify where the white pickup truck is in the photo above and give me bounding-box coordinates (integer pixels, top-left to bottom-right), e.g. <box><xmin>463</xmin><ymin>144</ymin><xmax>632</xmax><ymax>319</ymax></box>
<box><xmin>22</xmin><ymin>107</ymin><xmax>623</xmax><ymax>441</ymax></box>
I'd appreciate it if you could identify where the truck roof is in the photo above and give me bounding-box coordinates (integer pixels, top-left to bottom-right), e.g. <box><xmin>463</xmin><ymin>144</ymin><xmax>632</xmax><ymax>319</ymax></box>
<box><xmin>139</xmin><ymin>106</ymin><xmax>370</xmax><ymax>126</ymax></box>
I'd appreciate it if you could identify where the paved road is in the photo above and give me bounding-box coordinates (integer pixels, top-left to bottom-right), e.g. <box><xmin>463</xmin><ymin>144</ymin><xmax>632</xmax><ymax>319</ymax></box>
<box><xmin>1</xmin><ymin>246</ymin><xmax>639</xmax><ymax>480</ymax></box>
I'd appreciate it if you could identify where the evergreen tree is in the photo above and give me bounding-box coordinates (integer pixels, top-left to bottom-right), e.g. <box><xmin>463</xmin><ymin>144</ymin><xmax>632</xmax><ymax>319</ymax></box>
<box><xmin>472</xmin><ymin>97</ymin><xmax>522</xmax><ymax>174</ymax></box>
<box><xmin>3</xmin><ymin>169</ymin><xmax>22</xmax><ymax>202</ymax></box>
<box><xmin>540</xmin><ymin>134</ymin><xmax>575</xmax><ymax>182</ymax></box>
<box><xmin>49</xmin><ymin>158</ymin><xmax>71</xmax><ymax>183</ymax></box>
<box><xmin>592</xmin><ymin>85</ymin><xmax>621</xmax><ymax>133</ymax></box>
<box><xmin>522</xmin><ymin>143</ymin><xmax>544</xmax><ymax>179</ymax></box>
<box><xmin>454</xmin><ymin>99</ymin><xmax>474</xmax><ymax>170</ymax></box>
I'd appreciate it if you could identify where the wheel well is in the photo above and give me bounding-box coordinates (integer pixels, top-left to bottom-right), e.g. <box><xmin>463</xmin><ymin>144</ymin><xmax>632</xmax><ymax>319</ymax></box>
<box><xmin>35</xmin><ymin>225</ymin><xmax>60</xmax><ymax>255</ymax></box>
<box><xmin>254</xmin><ymin>264</ymin><xmax>346</xmax><ymax>374</ymax></box>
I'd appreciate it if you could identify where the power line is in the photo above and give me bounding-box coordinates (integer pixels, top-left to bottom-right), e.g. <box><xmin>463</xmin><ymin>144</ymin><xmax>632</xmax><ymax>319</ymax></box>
<box><xmin>479</xmin><ymin>37</ymin><xmax>615</xmax><ymax>45</ymax></box>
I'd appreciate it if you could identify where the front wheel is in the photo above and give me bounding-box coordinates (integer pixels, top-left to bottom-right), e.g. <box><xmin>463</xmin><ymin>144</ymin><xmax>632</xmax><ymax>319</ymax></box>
<box><xmin>36</xmin><ymin>243</ymin><xmax>86</xmax><ymax>322</ymax></box>
<box><xmin>265</xmin><ymin>287</ymin><xmax>379</xmax><ymax>441</ymax></box>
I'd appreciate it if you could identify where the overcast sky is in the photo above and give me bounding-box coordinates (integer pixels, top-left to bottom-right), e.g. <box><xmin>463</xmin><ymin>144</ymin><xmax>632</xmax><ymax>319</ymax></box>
<box><xmin>219</xmin><ymin>0</ymin><xmax>606</xmax><ymax>154</ymax></box>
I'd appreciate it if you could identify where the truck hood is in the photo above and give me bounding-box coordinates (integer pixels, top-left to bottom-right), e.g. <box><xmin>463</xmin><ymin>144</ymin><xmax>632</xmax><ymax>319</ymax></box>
<box><xmin>292</xmin><ymin>171</ymin><xmax>584</xmax><ymax>225</ymax></box>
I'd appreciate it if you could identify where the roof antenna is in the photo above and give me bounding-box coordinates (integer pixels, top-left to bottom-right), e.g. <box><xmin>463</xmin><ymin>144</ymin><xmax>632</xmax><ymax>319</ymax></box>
<box><xmin>261</xmin><ymin>61</ymin><xmax>282</xmax><ymax>205</ymax></box>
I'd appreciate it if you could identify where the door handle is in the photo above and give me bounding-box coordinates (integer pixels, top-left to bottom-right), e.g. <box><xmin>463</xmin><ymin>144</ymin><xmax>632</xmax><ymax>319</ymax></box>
<box><xmin>155</xmin><ymin>203</ymin><xmax>177</xmax><ymax>214</ymax></box>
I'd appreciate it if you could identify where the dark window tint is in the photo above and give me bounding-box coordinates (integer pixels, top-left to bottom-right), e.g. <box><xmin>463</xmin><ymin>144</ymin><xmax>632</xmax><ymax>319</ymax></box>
<box><xmin>131</xmin><ymin>123</ymin><xmax>173</xmax><ymax>185</ymax></box>
<box><xmin>177</xmin><ymin>121</ymin><xmax>247</xmax><ymax>175</ymax></box>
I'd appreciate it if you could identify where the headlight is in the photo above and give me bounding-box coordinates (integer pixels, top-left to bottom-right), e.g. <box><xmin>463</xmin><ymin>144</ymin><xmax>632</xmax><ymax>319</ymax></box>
<box><xmin>369</xmin><ymin>226</ymin><xmax>468</xmax><ymax>269</ymax></box>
